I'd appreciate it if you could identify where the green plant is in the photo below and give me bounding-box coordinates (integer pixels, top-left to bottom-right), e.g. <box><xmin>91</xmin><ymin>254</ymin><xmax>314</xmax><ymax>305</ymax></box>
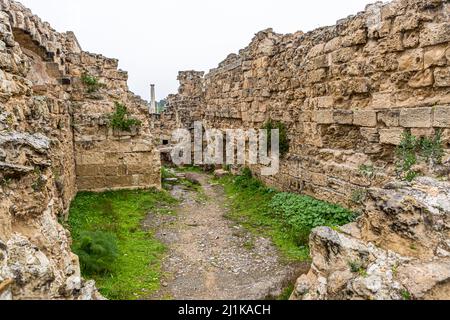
<box><xmin>351</xmin><ymin>189</ymin><xmax>368</xmax><ymax>205</ymax></box>
<box><xmin>262</xmin><ymin>120</ymin><xmax>290</xmax><ymax>157</ymax></box>
<box><xmin>349</xmin><ymin>260</ymin><xmax>367</xmax><ymax>277</ymax></box>
<box><xmin>401</xmin><ymin>289</ymin><xmax>412</xmax><ymax>301</ymax></box>
<box><xmin>359</xmin><ymin>164</ymin><xmax>375</xmax><ymax>179</ymax></box>
<box><xmin>396</xmin><ymin>131</ymin><xmax>418</xmax><ymax>181</ymax></box>
<box><xmin>396</xmin><ymin>130</ymin><xmax>445</xmax><ymax>182</ymax></box>
<box><xmin>417</xmin><ymin>130</ymin><xmax>444</xmax><ymax>165</ymax></box>
<box><xmin>269</xmin><ymin>192</ymin><xmax>356</xmax><ymax>240</ymax></box>
<box><xmin>217</xmin><ymin>173</ymin><xmax>309</xmax><ymax>262</ymax></box>
<box><xmin>109</xmin><ymin>102</ymin><xmax>142</xmax><ymax>132</ymax></box>
<box><xmin>81</xmin><ymin>74</ymin><xmax>104</xmax><ymax>93</ymax></box>
<box><xmin>74</xmin><ymin>231</ymin><xmax>118</xmax><ymax>275</ymax></box>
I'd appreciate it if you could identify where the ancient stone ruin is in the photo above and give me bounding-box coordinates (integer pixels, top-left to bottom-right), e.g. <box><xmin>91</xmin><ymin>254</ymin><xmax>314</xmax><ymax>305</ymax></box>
<box><xmin>0</xmin><ymin>0</ymin><xmax>160</xmax><ymax>299</ymax></box>
<box><xmin>0</xmin><ymin>0</ymin><xmax>449</xmax><ymax>300</ymax></box>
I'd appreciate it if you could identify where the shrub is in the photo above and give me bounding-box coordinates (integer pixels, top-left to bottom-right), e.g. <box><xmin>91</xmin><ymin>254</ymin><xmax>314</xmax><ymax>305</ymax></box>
<box><xmin>262</xmin><ymin>120</ymin><xmax>290</xmax><ymax>157</ymax></box>
<box><xmin>269</xmin><ymin>192</ymin><xmax>356</xmax><ymax>237</ymax></box>
<box><xmin>109</xmin><ymin>102</ymin><xmax>142</xmax><ymax>132</ymax></box>
<box><xmin>74</xmin><ymin>231</ymin><xmax>118</xmax><ymax>275</ymax></box>
<box><xmin>417</xmin><ymin>129</ymin><xmax>444</xmax><ymax>165</ymax></box>
<box><xmin>81</xmin><ymin>74</ymin><xmax>104</xmax><ymax>93</ymax></box>
<box><xmin>396</xmin><ymin>131</ymin><xmax>418</xmax><ymax>181</ymax></box>
<box><xmin>396</xmin><ymin>130</ymin><xmax>444</xmax><ymax>182</ymax></box>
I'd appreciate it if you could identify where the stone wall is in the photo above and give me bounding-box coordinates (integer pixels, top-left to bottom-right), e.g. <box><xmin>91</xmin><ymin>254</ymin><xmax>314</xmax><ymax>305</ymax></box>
<box><xmin>161</xmin><ymin>0</ymin><xmax>450</xmax><ymax>300</ymax></box>
<box><xmin>0</xmin><ymin>0</ymin><xmax>160</xmax><ymax>300</ymax></box>
<box><xmin>164</xmin><ymin>0</ymin><xmax>450</xmax><ymax>208</ymax></box>
<box><xmin>69</xmin><ymin>52</ymin><xmax>161</xmax><ymax>192</ymax></box>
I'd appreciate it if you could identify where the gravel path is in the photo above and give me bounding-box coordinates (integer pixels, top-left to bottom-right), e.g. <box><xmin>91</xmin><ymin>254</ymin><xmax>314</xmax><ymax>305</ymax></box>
<box><xmin>145</xmin><ymin>172</ymin><xmax>308</xmax><ymax>300</ymax></box>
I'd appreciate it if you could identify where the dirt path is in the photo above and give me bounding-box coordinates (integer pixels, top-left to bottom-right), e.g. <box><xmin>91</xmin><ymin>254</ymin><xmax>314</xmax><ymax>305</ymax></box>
<box><xmin>145</xmin><ymin>172</ymin><xmax>308</xmax><ymax>300</ymax></box>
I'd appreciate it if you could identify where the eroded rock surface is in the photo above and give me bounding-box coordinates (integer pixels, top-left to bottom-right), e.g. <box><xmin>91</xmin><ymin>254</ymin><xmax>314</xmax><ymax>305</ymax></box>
<box><xmin>292</xmin><ymin>178</ymin><xmax>450</xmax><ymax>300</ymax></box>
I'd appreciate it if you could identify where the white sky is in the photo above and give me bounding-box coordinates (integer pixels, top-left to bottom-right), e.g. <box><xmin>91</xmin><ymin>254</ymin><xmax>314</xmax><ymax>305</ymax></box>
<box><xmin>19</xmin><ymin>0</ymin><xmax>376</xmax><ymax>101</ymax></box>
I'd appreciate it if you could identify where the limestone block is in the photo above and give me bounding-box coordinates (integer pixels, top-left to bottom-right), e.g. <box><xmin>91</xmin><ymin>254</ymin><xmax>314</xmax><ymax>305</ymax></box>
<box><xmin>77</xmin><ymin>176</ymin><xmax>106</xmax><ymax>190</ymax></box>
<box><xmin>434</xmin><ymin>67</ymin><xmax>450</xmax><ymax>87</ymax></box>
<box><xmin>400</xmin><ymin>108</ymin><xmax>432</xmax><ymax>128</ymax></box>
<box><xmin>370</xmin><ymin>92</ymin><xmax>394</xmax><ymax>109</ymax></box>
<box><xmin>76</xmin><ymin>165</ymin><xmax>100</xmax><ymax>177</ymax></box>
<box><xmin>398</xmin><ymin>49</ymin><xmax>423</xmax><ymax>71</ymax></box>
<box><xmin>403</xmin><ymin>31</ymin><xmax>419</xmax><ymax>49</ymax></box>
<box><xmin>317</xmin><ymin>96</ymin><xmax>334</xmax><ymax>109</ymax></box>
<box><xmin>408</xmin><ymin>69</ymin><xmax>434</xmax><ymax>88</ymax></box>
<box><xmin>433</xmin><ymin>106</ymin><xmax>450</xmax><ymax>127</ymax></box>
<box><xmin>313</xmin><ymin>110</ymin><xmax>334</xmax><ymax>124</ymax></box>
<box><xmin>360</xmin><ymin>128</ymin><xmax>380</xmax><ymax>143</ymax></box>
<box><xmin>420</xmin><ymin>23</ymin><xmax>450</xmax><ymax>47</ymax></box>
<box><xmin>378</xmin><ymin>110</ymin><xmax>400</xmax><ymax>127</ymax></box>
<box><xmin>353</xmin><ymin>110</ymin><xmax>377</xmax><ymax>127</ymax></box>
<box><xmin>333</xmin><ymin>110</ymin><xmax>353</xmax><ymax>125</ymax></box>
<box><xmin>424</xmin><ymin>46</ymin><xmax>448</xmax><ymax>69</ymax></box>
<box><xmin>380</xmin><ymin>128</ymin><xmax>404</xmax><ymax>145</ymax></box>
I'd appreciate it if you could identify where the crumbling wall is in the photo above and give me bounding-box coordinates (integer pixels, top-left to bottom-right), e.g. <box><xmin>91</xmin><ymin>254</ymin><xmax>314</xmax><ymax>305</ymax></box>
<box><xmin>0</xmin><ymin>0</ymin><xmax>160</xmax><ymax>300</ymax></box>
<box><xmin>69</xmin><ymin>52</ymin><xmax>161</xmax><ymax>192</ymax></box>
<box><xmin>163</xmin><ymin>0</ymin><xmax>450</xmax><ymax>300</ymax></box>
<box><xmin>166</xmin><ymin>0</ymin><xmax>450</xmax><ymax>208</ymax></box>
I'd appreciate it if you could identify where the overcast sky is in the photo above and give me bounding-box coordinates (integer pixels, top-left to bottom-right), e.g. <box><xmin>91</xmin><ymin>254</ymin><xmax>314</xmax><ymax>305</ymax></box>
<box><xmin>20</xmin><ymin>0</ymin><xmax>376</xmax><ymax>101</ymax></box>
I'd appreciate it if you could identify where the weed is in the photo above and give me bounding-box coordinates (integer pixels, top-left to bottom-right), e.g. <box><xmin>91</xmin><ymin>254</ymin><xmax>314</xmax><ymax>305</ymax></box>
<box><xmin>401</xmin><ymin>289</ymin><xmax>412</xmax><ymax>301</ymax></box>
<box><xmin>351</xmin><ymin>189</ymin><xmax>368</xmax><ymax>205</ymax></box>
<box><xmin>109</xmin><ymin>102</ymin><xmax>142</xmax><ymax>132</ymax></box>
<box><xmin>81</xmin><ymin>74</ymin><xmax>104</xmax><ymax>93</ymax></box>
<box><xmin>359</xmin><ymin>164</ymin><xmax>376</xmax><ymax>179</ymax></box>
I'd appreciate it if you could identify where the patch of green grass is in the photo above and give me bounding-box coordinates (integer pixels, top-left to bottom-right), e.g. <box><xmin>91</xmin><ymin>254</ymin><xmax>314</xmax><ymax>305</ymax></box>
<box><xmin>217</xmin><ymin>172</ymin><xmax>303</xmax><ymax>262</ymax></box>
<box><xmin>67</xmin><ymin>189</ymin><xmax>177</xmax><ymax>300</ymax></box>
<box><xmin>217</xmin><ymin>169</ymin><xmax>355</xmax><ymax>263</ymax></box>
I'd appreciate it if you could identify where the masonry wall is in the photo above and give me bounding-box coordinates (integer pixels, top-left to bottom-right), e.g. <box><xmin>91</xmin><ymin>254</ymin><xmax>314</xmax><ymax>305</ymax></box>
<box><xmin>69</xmin><ymin>52</ymin><xmax>161</xmax><ymax>192</ymax></box>
<box><xmin>165</xmin><ymin>0</ymin><xmax>450</xmax><ymax>207</ymax></box>
<box><xmin>0</xmin><ymin>0</ymin><xmax>160</xmax><ymax>300</ymax></box>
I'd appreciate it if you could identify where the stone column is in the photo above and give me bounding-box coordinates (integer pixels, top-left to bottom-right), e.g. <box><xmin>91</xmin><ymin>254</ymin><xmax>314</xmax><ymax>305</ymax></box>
<box><xmin>150</xmin><ymin>84</ymin><xmax>157</xmax><ymax>114</ymax></box>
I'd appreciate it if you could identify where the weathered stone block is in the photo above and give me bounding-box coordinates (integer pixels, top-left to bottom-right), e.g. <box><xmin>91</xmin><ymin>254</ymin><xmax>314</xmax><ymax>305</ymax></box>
<box><xmin>76</xmin><ymin>165</ymin><xmax>99</xmax><ymax>177</ymax></box>
<box><xmin>313</xmin><ymin>110</ymin><xmax>334</xmax><ymax>124</ymax></box>
<box><xmin>79</xmin><ymin>152</ymin><xmax>105</xmax><ymax>165</ymax></box>
<box><xmin>353</xmin><ymin>110</ymin><xmax>377</xmax><ymax>127</ymax></box>
<box><xmin>424</xmin><ymin>46</ymin><xmax>448</xmax><ymax>68</ymax></box>
<box><xmin>360</xmin><ymin>128</ymin><xmax>380</xmax><ymax>143</ymax></box>
<box><xmin>380</xmin><ymin>128</ymin><xmax>404</xmax><ymax>145</ymax></box>
<box><xmin>317</xmin><ymin>96</ymin><xmax>334</xmax><ymax>109</ymax></box>
<box><xmin>400</xmin><ymin>108</ymin><xmax>432</xmax><ymax>128</ymax></box>
<box><xmin>434</xmin><ymin>67</ymin><xmax>450</xmax><ymax>87</ymax></box>
<box><xmin>370</xmin><ymin>92</ymin><xmax>394</xmax><ymax>109</ymax></box>
<box><xmin>101</xmin><ymin>166</ymin><xmax>118</xmax><ymax>177</ymax></box>
<box><xmin>420</xmin><ymin>23</ymin><xmax>450</xmax><ymax>47</ymax></box>
<box><xmin>398</xmin><ymin>49</ymin><xmax>423</xmax><ymax>71</ymax></box>
<box><xmin>433</xmin><ymin>106</ymin><xmax>450</xmax><ymax>127</ymax></box>
<box><xmin>378</xmin><ymin>110</ymin><xmax>400</xmax><ymax>127</ymax></box>
<box><xmin>333</xmin><ymin>110</ymin><xmax>353</xmax><ymax>125</ymax></box>
<box><xmin>408</xmin><ymin>69</ymin><xmax>434</xmax><ymax>88</ymax></box>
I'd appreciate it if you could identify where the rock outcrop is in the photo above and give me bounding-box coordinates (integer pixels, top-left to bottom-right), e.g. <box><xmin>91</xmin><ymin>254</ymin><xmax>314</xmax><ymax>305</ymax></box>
<box><xmin>292</xmin><ymin>177</ymin><xmax>450</xmax><ymax>300</ymax></box>
<box><xmin>0</xmin><ymin>0</ymin><xmax>161</xmax><ymax>300</ymax></box>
